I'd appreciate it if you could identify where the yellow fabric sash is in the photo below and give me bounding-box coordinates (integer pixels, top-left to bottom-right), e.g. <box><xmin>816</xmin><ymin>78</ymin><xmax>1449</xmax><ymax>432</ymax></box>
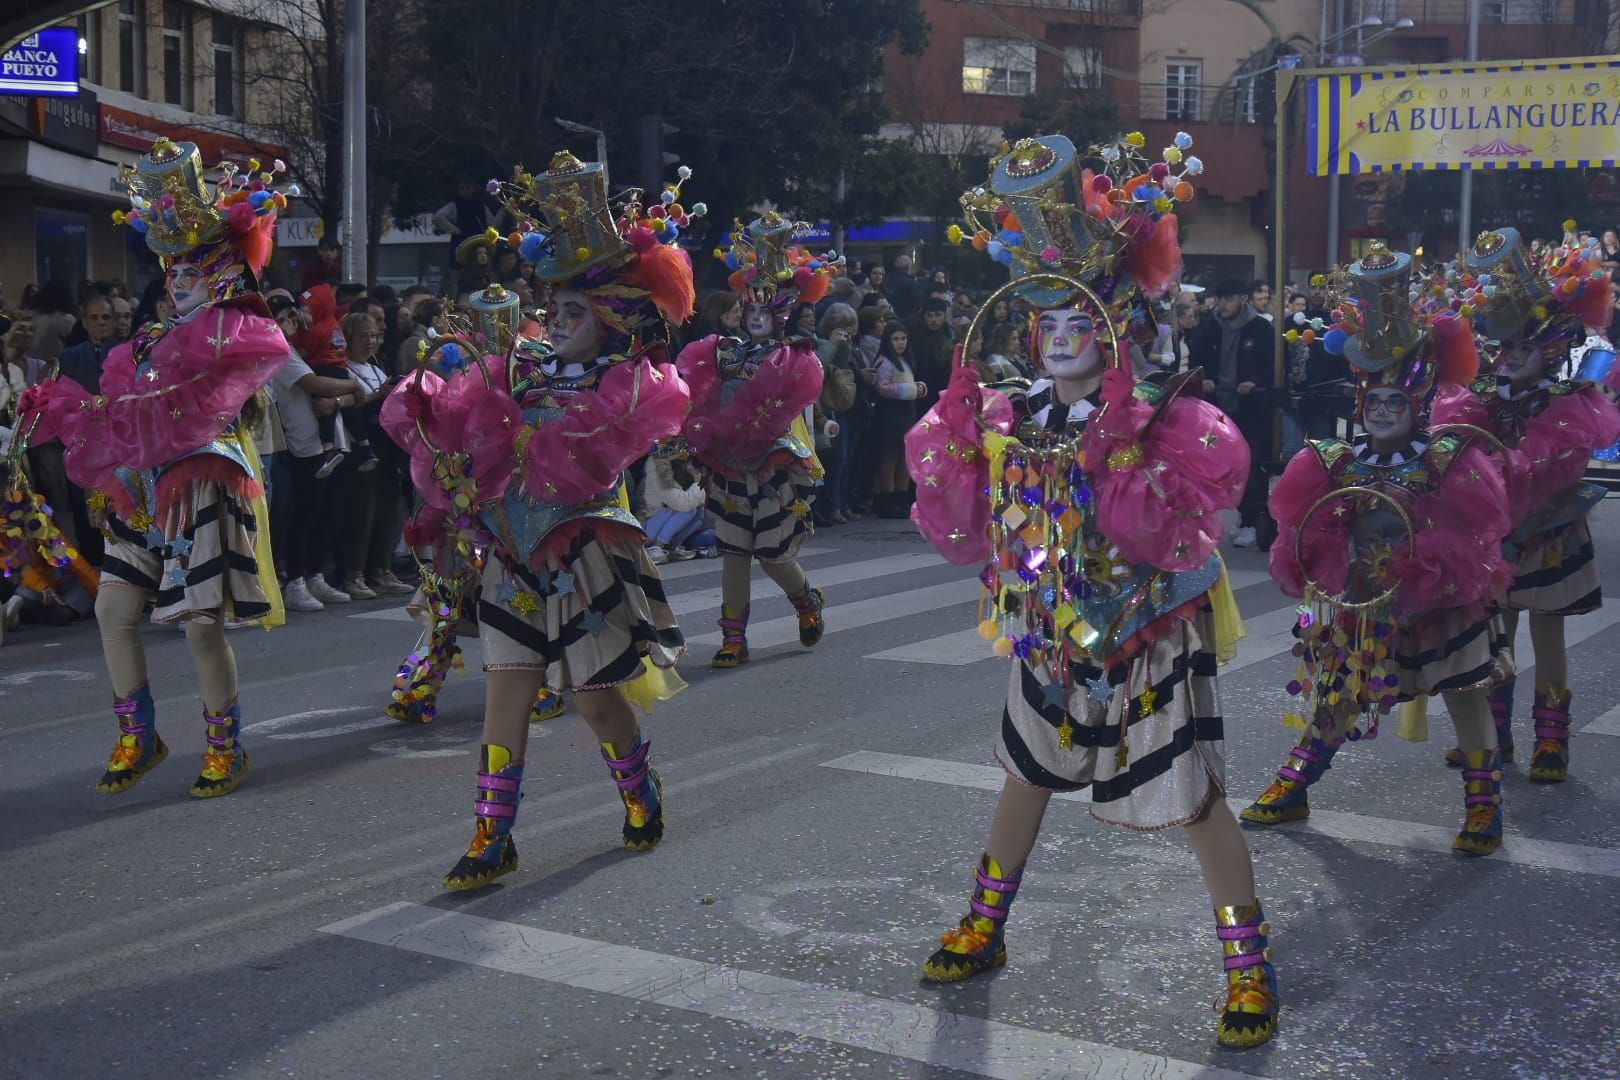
<box><xmin>234</xmin><ymin>428</ymin><xmax>285</xmax><ymax>629</ymax></box>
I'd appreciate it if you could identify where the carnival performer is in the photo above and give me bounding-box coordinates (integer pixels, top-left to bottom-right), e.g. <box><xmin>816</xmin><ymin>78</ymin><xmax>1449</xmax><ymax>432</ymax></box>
<box><xmin>676</xmin><ymin>211</ymin><xmax>829</xmax><ymax>668</ymax></box>
<box><xmin>16</xmin><ymin>139</ymin><xmax>289</xmax><ymax>798</ymax></box>
<box><xmin>1241</xmin><ymin>242</ymin><xmax>1515</xmax><ymax>856</ymax></box>
<box><xmin>909</xmin><ymin>132</ymin><xmax>1278</xmax><ymax>1050</ymax></box>
<box><xmin>383</xmin><ymin>152</ymin><xmax>695</xmax><ymax>890</ymax></box>
<box><xmin>383</xmin><ymin>283</ymin><xmax>563</xmax><ymax>728</ymax></box>
<box><xmin>1430</xmin><ymin>226</ymin><xmax>1620</xmax><ymax>783</ymax></box>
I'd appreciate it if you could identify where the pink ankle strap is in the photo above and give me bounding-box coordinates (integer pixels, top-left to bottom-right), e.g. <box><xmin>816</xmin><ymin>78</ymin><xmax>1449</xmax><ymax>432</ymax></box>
<box><xmin>1224</xmin><ymin>952</ymin><xmax>1267</xmax><ymax>971</ymax></box>
<box><xmin>1216</xmin><ymin>923</ymin><xmax>1264</xmax><ymax>941</ymax></box>
<box><xmin>975</xmin><ymin>867</ymin><xmax>1022</xmax><ymax>895</ymax></box>
<box><xmin>475</xmin><ymin>799</ymin><xmax>518</xmax><ymax>819</ymax></box>
<box><xmin>479</xmin><ymin>773</ymin><xmax>521</xmax><ymax>794</ymax></box>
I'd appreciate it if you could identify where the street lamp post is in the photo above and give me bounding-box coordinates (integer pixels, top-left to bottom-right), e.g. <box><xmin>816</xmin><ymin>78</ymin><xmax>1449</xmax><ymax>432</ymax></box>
<box><xmin>556</xmin><ymin>118</ymin><xmax>608</xmax><ymax>192</ymax></box>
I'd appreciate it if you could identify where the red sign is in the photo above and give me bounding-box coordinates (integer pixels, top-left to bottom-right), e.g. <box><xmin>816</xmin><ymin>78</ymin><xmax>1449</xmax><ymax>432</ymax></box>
<box><xmin>99</xmin><ymin>103</ymin><xmax>285</xmax><ymax>167</ymax></box>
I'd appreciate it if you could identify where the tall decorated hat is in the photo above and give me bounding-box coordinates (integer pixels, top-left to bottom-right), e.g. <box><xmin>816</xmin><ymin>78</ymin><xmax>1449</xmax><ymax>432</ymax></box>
<box><xmin>116</xmin><ymin>137</ymin><xmax>289</xmax><ymax>291</ymax></box>
<box><xmin>1316</xmin><ymin>242</ymin><xmax>1478</xmax><ymax>419</ymax></box>
<box><xmin>1464</xmin><ymin>224</ymin><xmax>1610</xmax><ymax>350</ymax></box>
<box><xmin>489</xmin><ymin>151</ymin><xmax>706</xmax><ymax>352</ymax></box>
<box><xmin>716</xmin><ymin>206</ymin><xmax>836</xmax><ymax>315</ymax></box>
<box><xmin>953</xmin><ymin>130</ymin><xmax>1200</xmax><ymax>354</ymax></box>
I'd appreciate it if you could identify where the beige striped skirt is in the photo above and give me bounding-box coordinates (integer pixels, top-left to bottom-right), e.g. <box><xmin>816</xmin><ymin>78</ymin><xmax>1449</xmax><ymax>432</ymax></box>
<box><xmin>1506</xmin><ymin>520</ymin><xmax>1602</xmax><ymax>616</ymax></box>
<box><xmin>100</xmin><ymin>480</ymin><xmax>270</xmax><ymax>624</ymax></box>
<box><xmin>706</xmin><ymin>464</ymin><xmax>814</xmax><ymax>564</ymax></box>
<box><xmin>997</xmin><ymin>606</ymin><xmax>1225</xmax><ymax>832</ymax></box>
<box><xmin>479</xmin><ymin>529</ymin><xmax>684</xmax><ymax>690</ymax></box>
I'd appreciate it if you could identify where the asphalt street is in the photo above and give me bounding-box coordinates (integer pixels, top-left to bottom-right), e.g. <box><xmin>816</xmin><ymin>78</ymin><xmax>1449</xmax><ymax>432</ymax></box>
<box><xmin>3</xmin><ymin>503</ymin><xmax>1620</xmax><ymax>1080</ymax></box>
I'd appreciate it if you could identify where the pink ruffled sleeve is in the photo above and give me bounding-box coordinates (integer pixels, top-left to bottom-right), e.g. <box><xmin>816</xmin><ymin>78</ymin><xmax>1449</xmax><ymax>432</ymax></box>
<box><xmin>1517</xmin><ymin>384</ymin><xmax>1620</xmax><ymax>495</ymax></box>
<box><xmin>1087</xmin><ymin>376</ymin><xmax>1248</xmax><ymax>572</ymax></box>
<box><xmin>42</xmin><ymin>306</ymin><xmax>288</xmax><ymax>491</ymax></box>
<box><xmin>521</xmin><ymin>357</ymin><xmax>690</xmax><ymax>504</ymax></box>
<box><xmin>1385</xmin><ymin>444</ymin><xmax>1513</xmax><ymax>617</ymax></box>
<box><xmin>382</xmin><ymin>364</ymin><xmax>522</xmax><ymax>512</ymax></box>
<box><xmin>1268</xmin><ymin>448</ymin><xmax>1347</xmax><ymax>599</ymax></box>
<box><xmin>1428</xmin><ymin>383</ymin><xmax>1534</xmax><ymax>524</ymax></box>
<box><xmin>679</xmin><ymin>339</ymin><xmax>822</xmax><ymax>463</ymax></box>
<box><xmin>906</xmin><ymin>364</ymin><xmax>1013</xmax><ymax>566</ymax></box>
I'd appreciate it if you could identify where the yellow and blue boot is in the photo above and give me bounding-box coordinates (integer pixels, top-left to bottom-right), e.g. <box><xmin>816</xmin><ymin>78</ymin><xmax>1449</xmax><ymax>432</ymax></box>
<box><xmin>787</xmin><ymin>586</ymin><xmax>826</xmax><ymax>647</ymax></box>
<box><xmin>1453</xmin><ymin>748</ymin><xmax>1504</xmax><ymax>856</ymax></box>
<box><xmin>189</xmin><ymin>699</ymin><xmax>249</xmax><ymax>798</ymax></box>
<box><xmin>444</xmin><ymin>744</ymin><xmax>523</xmax><ymax>890</ymax></box>
<box><xmin>97</xmin><ymin>684</ymin><xmax>168</xmax><ymax>794</ymax></box>
<box><xmin>530</xmin><ymin>688</ymin><xmax>566</xmax><ymax>723</ymax></box>
<box><xmin>1240</xmin><ymin>735</ymin><xmax>1338</xmax><ymax>824</ymax></box>
<box><xmin>1528</xmin><ymin>684</ymin><xmax>1572</xmax><ymax>783</ymax></box>
<box><xmin>1447</xmin><ymin>678</ymin><xmax>1515</xmax><ymax>766</ymax></box>
<box><xmin>922</xmin><ymin>854</ymin><xmax>1022</xmax><ymax>982</ymax></box>
<box><xmin>711</xmin><ymin>603</ymin><xmax>749</xmax><ymax>668</ymax></box>
<box><xmin>1214</xmin><ymin>901</ymin><xmax>1280</xmax><ymax>1048</ymax></box>
<box><xmin>603</xmin><ymin>733</ymin><xmax>664</xmax><ymax>850</ymax></box>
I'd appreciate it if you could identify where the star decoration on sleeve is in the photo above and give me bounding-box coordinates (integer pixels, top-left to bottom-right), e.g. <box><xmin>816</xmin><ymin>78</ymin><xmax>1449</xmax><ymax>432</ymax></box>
<box><xmin>534</xmin><ymin>567</ymin><xmax>555</xmax><ymax>592</ymax></box>
<box><xmin>510</xmin><ymin>589</ymin><xmax>540</xmax><ymax>615</ymax></box>
<box><xmin>582</xmin><ymin>610</ymin><xmax>607</xmax><ymax>636</ymax></box>
<box><xmin>1200</xmin><ymin>432</ymin><xmax>1219</xmax><ymax>449</ymax></box>
<box><xmin>166</xmin><ymin>566</ymin><xmax>189</xmax><ymax>588</ymax></box>
<box><xmin>789</xmin><ymin>499</ymin><xmax>811</xmax><ymax>520</ymax></box>
<box><xmin>496</xmin><ymin>579</ymin><xmax>518</xmax><ymax>603</ymax></box>
<box><xmin>1040</xmin><ymin>682</ymin><xmax>1068</xmax><ymax>711</ymax></box>
<box><xmin>553</xmin><ymin>571</ymin><xmax>576</xmax><ymax>597</ymax></box>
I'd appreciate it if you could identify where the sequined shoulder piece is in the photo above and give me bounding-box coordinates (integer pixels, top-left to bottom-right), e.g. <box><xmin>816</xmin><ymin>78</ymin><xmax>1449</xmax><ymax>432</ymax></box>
<box><xmin>1468</xmin><ymin>376</ymin><xmax>1496</xmax><ymax>397</ymax></box>
<box><xmin>1310</xmin><ymin>437</ymin><xmax>1355</xmax><ymax>474</ymax></box>
<box><xmin>1548</xmin><ymin>379</ymin><xmax>1582</xmax><ymax>397</ymax></box>
<box><xmin>1426</xmin><ymin>430</ymin><xmax>1467</xmax><ymax>478</ymax></box>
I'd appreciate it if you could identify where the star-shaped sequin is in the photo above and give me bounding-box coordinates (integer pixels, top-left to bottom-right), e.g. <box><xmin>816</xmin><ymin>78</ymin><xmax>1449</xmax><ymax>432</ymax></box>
<box><xmin>582</xmin><ymin>610</ymin><xmax>607</xmax><ymax>635</ymax></box>
<box><xmin>496</xmin><ymin>579</ymin><xmax>518</xmax><ymax>603</ymax></box>
<box><xmin>168</xmin><ymin>535</ymin><xmax>193</xmax><ymax>558</ymax></box>
<box><xmin>789</xmin><ymin>499</ymin><xmax>811</xmax><ymax>520</ymax></box>
<box><xmin>553</xmin><ymin>571</ymin><xmax>576</xmax><ymax>597</ymax></box>
<box><xmin>1201</xmin><ymin>432</ymin><xmax>1219</xmax><ymax>449</ymax></box>
<box><xmin>144</xmin><ymin>528</ymin><xmax>167</xmax><ymax>549</ymax></box>
<box><xmin>510</xmin><ymin>589</ymin><xmax>540</xmax><ymax>615</ymax></box>
<box><xmin>1041</xmin><ymin>682</ymin><xmax>1067</xmax><ymax>710</ymax></box>
<box><xmin>534</xmin><ymin>567</ymin><xmax>555</xmax><ymax>592</ymax></box>
<box><xmin>166</xmin><ymin>566</ymin><xmax>189</xmax><ymax>588</ymax></box>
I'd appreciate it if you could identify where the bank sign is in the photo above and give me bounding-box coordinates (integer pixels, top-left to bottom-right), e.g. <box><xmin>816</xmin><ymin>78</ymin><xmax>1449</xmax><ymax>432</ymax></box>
<box><xmin>0</xmin><ymin>28</ymin><xmax>80</xmax><ymax>98</ymax></box>
<box><xmin>1307</xmin><ymin>57</ymin><xmax>1620</xmax><ymax>174</ymax></box>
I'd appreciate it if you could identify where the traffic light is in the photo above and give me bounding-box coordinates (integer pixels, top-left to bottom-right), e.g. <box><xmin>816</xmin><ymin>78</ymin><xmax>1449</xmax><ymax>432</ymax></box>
<box><xmin>637</xmin><ymin>116</ymin><xmax>679</xmax><ymax>193</ymax></box>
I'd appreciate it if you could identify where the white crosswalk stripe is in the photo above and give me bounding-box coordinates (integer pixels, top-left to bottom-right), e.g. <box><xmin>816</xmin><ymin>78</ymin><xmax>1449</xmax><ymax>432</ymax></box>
<box><xmin>321</xmin><ymin>902</ymin><xmax>1265</xmax><ymax>1080</ymax></box>
<box><xmin>667</xmin><ymin>551</ymin><xmax>944</xmax><ymax>617</ymax></box>
<box><xmin>687</xmin><ymin>578</ymin><xmax>984</xmax><ymax>649</ymax></box>
<box><xmin>820</xmin><ymin>752</ymin><xmax>1620</xmax><ymax>879</ymax></box>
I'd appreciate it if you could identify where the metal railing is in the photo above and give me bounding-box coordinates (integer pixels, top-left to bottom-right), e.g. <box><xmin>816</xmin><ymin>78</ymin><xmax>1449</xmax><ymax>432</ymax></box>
<box><xmin>960</xmin><ymin>0</ymin><xmax>1144</xmax><ymax>18</ymax></box>
<box><xmin>1360</xmin><ymin>0</ymin><xmax>1579</xmax><ymax>24</ymax></box>
<box><xmin>1136</xmin><ymin>82</ymin><xmax>1266</xmax><ymax>125</ymax></box>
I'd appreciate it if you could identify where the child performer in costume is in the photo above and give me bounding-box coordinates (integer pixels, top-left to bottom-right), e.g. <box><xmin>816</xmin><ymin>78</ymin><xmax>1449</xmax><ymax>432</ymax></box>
<box><xmin>1431</xmin><ymin>226</ymin><xmax>1620</xmax><ymax>783</ymax></box>
<box><xmin>18</xmin><ymin>139</ymin><xmax>289</xmax><ymax>798</ymax></box>
<box><xmin>383</xmin><ymin>153</ymin><xmax>695</xmax><ymax>890</ymax></box>
<box><xmin>910</xmin><ymin>132</ymin><xmax>1279</xmax><ymax>1050</ymax></box>
<box><xmin>676</xmin><ymin>212</ymin><xmax>829</xmax><ymax>668</ymax></box>
<box><xmin>1241</xmin><ymin>243</ymin><xmax>1515</xmax><ymax>856</ymax></box>
<box><xmin>384</xmin><ymin>283</ymin><xmax>564</xmax><ymax>728</ymax></box>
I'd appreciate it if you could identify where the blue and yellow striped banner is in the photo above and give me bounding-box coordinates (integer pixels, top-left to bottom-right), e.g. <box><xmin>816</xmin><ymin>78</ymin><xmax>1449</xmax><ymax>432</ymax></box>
<box><xmin>1305</xmin><ymin>57</ymin><xmax>1620</xmax><ymax>176</ymax></box>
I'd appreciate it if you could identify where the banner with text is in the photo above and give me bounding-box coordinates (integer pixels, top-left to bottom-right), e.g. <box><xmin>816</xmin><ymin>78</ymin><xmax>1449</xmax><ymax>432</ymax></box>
<box><xmin>1306</xmin><ymin>58</ymin><xmax>1620</xmax><ymax>175</ymax></box>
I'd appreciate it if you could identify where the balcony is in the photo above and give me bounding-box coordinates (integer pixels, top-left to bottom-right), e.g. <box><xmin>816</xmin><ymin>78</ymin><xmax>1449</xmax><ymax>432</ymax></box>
<box><xmin>1361</xmin><ymin>0</ymin><xmax>1582</xmax><ymax>24</ymax></box>
<box><xmin>1133</xmin><ymin>83</ymin><xmax>1272</xmax><ymax>203</ymax></box>
<box><xmin>964</xmin><ymin>0</ymin><xmax>1143</xmax><ymax>16</ymax></box>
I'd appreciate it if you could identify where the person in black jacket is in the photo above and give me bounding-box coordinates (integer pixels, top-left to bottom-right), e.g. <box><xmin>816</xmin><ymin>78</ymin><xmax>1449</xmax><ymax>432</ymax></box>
<box><xmin>1186</xmin><ymin>277</ymin><xmax>1276</xmax><ymax>548</ymax></box>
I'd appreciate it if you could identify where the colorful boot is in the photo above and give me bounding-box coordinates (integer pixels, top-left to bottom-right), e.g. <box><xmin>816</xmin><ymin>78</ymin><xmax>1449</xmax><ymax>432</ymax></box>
<box><xmin>1528</xmin><ymin>684</ymin><xmax>1572</xmax><ymax>783</ymax></box>
<box><xmin>602</xmin><ymin>734</ymin><xmax>664</xmax><ymax>850</ymax></box>
<box><xmin>922</xmin><ymin>854</ymin><xmax>1022</xmax><ymax>982</ymax></box>
<box><xmin>1214</xmin><ymin>901</ymin><xmax>1280</xmax><ymax>1048</ymax></box>
<box><xmin>1452</xmin><ymin>748</ymin><xmax>1504</xmax><ymax>856</ymax></box>
<box><xmin>188</xmin><ymin>699</ymin><xmax>249</xmax><ymax>798</ymax></box>
<box><xmin>96</xmin><ymin>685</ymin><xmax>168</xmax><ymax>794</ymax></box>
<box><xmin>1239</xmin><ymin>735</ymin><xmax>1337</xmax><ymax>824</ymax></box>
<box><xmin>443</xmin><ymin>744</ymin><xmax>523</xmax><ymax>890</ymax></box>
<box><xmin>530</xmin><ymin>688</ymin><xmax>566</xmax><ymax>723</ymax></box>
<box><xmin>711</xmin><ymin>603</ymin><xmax>749</xmax><ymax>668</ymax></box>
<box><xmin>788</xmin><ymin>586</ymin><xmax>826</xmax><ymax>648</ymax></box>
<box><xmin>1446</xmin><ymin>678</ymin><xmax>1515</xmax><ymax>767</ymax></box>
